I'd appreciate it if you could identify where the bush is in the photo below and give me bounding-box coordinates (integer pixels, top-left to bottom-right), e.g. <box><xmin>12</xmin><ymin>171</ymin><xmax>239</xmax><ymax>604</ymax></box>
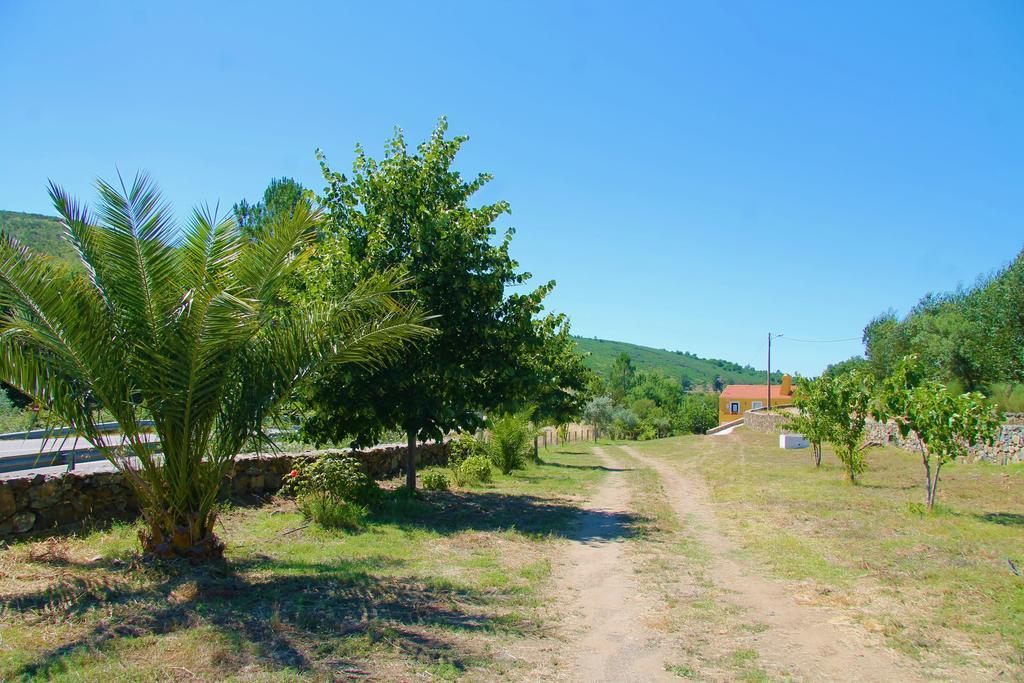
<box><xmin>676</xmin><ymin>393</ymin><xmax>719</xmax><ymax>434</ymax></box>
<box><xmin>297</xmin><ymin>495</ymin><xmax>368</xmax><ymax>530</ymax></box>
<box><xmin>281</xmin><ymin>452</ymin><xmax>380</xmax><ymax>506</ymax></box>
<box><xmin>486</xmin><ymin>409</ymin><xmax>537</xmax><ymax>474</ymax></box>
<box><xmin>421</xmin><ymin>470</ymin><xmax>450</xmax><ymax>491</ymax></box>
<box><xmin>448</xmin><ymin>434</ymin><xmax>481</xmax><ymax>468</ymax></box>
<box><xmin>453</xmin><ymin>454</ymin><xmax>493</xmax><ymax>486</ymax></box>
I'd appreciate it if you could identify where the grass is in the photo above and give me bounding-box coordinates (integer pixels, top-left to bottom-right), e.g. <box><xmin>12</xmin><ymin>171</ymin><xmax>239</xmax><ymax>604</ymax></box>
<box><xmin>0</xmin><ymin>445</ymin><xmax>605</xmax><ymax>681</ymax></box>
<box><xmin>628</xmin><ymin>429</ymin><xmax>1024</xmax><ymax>677</ymax></box>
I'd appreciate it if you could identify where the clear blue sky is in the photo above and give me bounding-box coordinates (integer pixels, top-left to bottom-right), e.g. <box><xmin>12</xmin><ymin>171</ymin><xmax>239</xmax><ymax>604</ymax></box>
<box><xmin>2</xmin><ymin>1</ymin><xmax>1022</xmax><ymax>375</ymax></box>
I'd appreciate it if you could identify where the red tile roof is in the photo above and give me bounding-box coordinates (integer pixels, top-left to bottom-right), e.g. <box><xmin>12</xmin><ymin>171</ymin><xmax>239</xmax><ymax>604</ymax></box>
<box><xmin>720</xmin><ymin>384</ymin><xmax>791</xmax><ymax>400</ymax></box>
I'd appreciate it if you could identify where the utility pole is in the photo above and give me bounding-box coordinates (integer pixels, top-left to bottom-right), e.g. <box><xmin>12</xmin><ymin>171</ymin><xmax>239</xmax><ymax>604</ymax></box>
<box><xmin>767</xmin><ymin>333</ymin><xmax>783</xmax><ymax>410</ymax></box>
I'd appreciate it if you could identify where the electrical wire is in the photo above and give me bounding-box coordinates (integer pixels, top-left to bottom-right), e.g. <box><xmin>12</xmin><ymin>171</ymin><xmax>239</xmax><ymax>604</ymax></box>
<box><xmin>776</xmin><ymin>336</ymin><xmax>861</xmax><ymax>344</ymax></box>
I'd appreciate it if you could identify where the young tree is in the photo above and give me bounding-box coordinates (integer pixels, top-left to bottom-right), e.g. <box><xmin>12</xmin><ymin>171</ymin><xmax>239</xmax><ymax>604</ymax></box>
<box><xmin>301</xmin><ymin>119</ymin><xmax>587</xmax><ymax>490</ymax></box>
<box><xmin>787</xmin><ymin>375</ymin><xmax>832</xmax><ymax>467</ymax></box>
<box><xmin>232</xmin><ymin>177</ymin><xmax>309</xmax><ymax>240</ymax></box>
<box><xmin>582</xmin><ymin>395</ymin><xmax>616</xmax><ymax>440</ymax></box>
<box><xmin>875</xmin><ymin>357</ymin><xmax>1002</xmax><ymax>509</ymax></box>
<box><xmin>821</xmin><ymin>370</ymin><xmax>875</xmax><ymax>483</ymax></box>
<box><xmin>608</xmin><ymin>352</ymin><xmax>636</xmax><ymax>402</ymax></box>
<box><xmin>0</xmin><ymin>175</ymin><xmax>430</xmax><ymax>559</ymax></box>
<box><xmin>675</xmin><ymin>393</ymin><xmax>719</xmax><ymax>435</ymax></box>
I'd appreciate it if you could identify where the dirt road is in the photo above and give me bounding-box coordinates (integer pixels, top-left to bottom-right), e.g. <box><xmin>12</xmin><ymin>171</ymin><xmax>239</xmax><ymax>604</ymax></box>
<box><xmin>547</xmin><ymin>443</ymin><xmax>930</xmax><ymax>682</ymax></box>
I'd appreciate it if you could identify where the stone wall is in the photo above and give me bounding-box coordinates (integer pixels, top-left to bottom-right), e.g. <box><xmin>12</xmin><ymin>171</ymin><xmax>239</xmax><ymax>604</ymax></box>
<box><xmin>743</xmin><ymin>408</ymin><xmax>1023</xmax><ymax>465</ymax></box>
<box><xmin>0</xmin><ymin>441</ymin><xmax>449</xmax><ymax>541</ymax></box>
<box><xmin>743</xmin><ymin>409</ymin><xmax>796</xmax><ymax>434</ymax></box>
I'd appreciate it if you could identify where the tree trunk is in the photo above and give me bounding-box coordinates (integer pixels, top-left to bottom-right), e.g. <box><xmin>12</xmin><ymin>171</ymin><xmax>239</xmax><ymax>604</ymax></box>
<box><xmin>813</xmin><ymin>443</ymin><xmax>822</xmax><ymax>468</ymax></box>
<box><xmin>405</xmin><ymin>428</ymin><xmax>417</xmax><ymax>492</ymax></box>
<box><xmin>921</xmin><ymin>447</ymin><xmax>933</xmax><ymax>509</ymax></box>
<box><xmin>140</xmin><ymin>515</ymin><xmax>224</xmax><ymax>561</ymax></box>
<box><xmin>928</xmin><ymin>460</ymin><xmax>943</xmax><ymax>510</ymax></box>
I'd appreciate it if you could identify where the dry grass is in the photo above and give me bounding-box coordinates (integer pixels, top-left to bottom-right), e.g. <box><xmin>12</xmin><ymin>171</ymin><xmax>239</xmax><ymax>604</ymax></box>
<box><xmin>629</xmin><ymin>429</ymin><xmax>1024</xmax><ymax>678</ymax></box>
<box><xmin>0</xmin><ymin>446</ymin><xmax>606</xmax><ymax>681</ymax></box>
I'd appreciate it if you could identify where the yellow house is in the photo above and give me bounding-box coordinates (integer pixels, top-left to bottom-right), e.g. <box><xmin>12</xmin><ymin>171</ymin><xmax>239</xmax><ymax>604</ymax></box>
<box><xmin>718</xmin><ymin>374</ymin><xmax>795</xmax><ymax>424</ymax></box>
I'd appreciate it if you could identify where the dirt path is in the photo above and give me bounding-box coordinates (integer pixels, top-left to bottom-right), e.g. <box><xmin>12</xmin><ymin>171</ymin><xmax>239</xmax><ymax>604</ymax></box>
<box><xmin>619</xmin><ymin>443</ymin><xmax>928</xmax><ymax>683</ymax></box>
<box><xmin>552</xmin><ymin>447</ymin><xmax>674</xmax><ymax>682</ymax></box>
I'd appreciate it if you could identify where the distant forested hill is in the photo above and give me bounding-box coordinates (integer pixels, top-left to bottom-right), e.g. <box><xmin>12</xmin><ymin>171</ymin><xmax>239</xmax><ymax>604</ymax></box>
<box><xmin>574</xmin><ymin>336</ymin><xmax>781</xmax><ymax>388</ymax></box>
<box><xmin>0</xmin><ymin>210</ymin><xmax>76</xmax><ymax>264</ymax></box>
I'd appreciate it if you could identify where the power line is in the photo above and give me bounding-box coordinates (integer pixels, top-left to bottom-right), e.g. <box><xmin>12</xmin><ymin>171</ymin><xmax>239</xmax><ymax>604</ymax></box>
<box><xmin>776</xmin><ymin>335</ymin><xmax>861</xmax><ymax>344</ymax></box>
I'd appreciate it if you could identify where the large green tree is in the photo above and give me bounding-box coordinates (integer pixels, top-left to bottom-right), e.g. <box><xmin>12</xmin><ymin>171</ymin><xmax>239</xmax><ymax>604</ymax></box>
<box><xmin>300</xmin><ymin>119</ymin><xmax>587</xmax><ymax>489</ymax></box>
<box><xmin>0</xmin><ymin>174</ymin><xmax>429</xmax><ymax>559</ymax></box>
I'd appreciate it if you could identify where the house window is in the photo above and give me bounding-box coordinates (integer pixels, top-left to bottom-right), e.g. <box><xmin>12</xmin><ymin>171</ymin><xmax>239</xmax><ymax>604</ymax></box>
<box><xmin>729</xmin><ymin>402</ymin><xmax>740</xmax><ymax>414</ymax></box>
<box><xmin>751</xmin><ymin>401</ymin><xmax>763</xmax><ymax>410</ymax></box>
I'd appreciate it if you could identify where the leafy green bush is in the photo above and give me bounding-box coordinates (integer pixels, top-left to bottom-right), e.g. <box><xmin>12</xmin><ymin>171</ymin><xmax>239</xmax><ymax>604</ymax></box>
<box><xmin>282</xmin><ymin>452</ymin><xmax>380</xmax><ymax>506</ymax></box>
<box><xmin>448</xmin><ymin>434</ymin><xmax>481</xmax><ymax>468</ymax></box>
<box><xmin>486</xmin><ymin>409</ymin><xmax>537</xmax><ymax>474</ymax></box>
<box><xmin>421</xmin><ymin>470</ymin><xmax>450</xmax><ymax>491</ymax></box>
<box><xmin>986</xmin><ymin>382</ymin><xmax>1024</xmax><ymax>413</ymax></box>
<box><xmin>453</xmin><ymin>454</ymin><xmax>493</xmax><ymax>486</ymax></box>
<box><xmin>297</xmin><ymin>495</ymin><xmax>368</xmax><ymax>530</ymax></box>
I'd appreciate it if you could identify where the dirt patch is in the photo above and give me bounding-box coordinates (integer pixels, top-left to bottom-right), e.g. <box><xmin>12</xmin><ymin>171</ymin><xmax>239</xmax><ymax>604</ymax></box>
<box><xmin>620</xmin><ymin>443</ymin><xmax>936</xmax><ymax>682</ymax></box>
<box><xmin>544</xmin><ymin>447</ymin><xmax>674</xmax><ymax>681</ymax></box>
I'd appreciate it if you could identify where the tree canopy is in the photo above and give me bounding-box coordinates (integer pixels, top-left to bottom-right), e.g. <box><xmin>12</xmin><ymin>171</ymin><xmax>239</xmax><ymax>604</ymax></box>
<box><xmin>298</xmin><ymin>119</ymin><xmax>588</xmax><ymax>488</ymax></box>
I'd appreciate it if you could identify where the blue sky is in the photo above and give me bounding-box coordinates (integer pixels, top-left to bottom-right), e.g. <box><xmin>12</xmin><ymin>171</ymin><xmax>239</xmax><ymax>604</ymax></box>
<box><xmin>1</xmin><ymin>1</ymin><xmax>1022</xmax><ymax>375</ymax></box>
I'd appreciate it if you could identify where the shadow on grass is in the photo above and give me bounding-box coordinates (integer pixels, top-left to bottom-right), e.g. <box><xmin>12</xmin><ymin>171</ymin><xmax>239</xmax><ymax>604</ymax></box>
<box><xmin>540</xmin><ymin>461</ymin><xmax>630</xmax><ymax>473</ymax></box>
<box><xmin>976</xmin><ymin>512</ymin><xmax>1024</xmax><ymax>527</ymax></box>
<box><xmin>372</xmin><ymin>488</ymin><xmax>639</xmax><ymax>542</ymax></box>
<box><xmin>3</xmin><ymin>488</ymin><xmax>639</xmax><ymax>679</ymax></box>
<box><xmin>2</xmin><ymin>554</ymin><xmax>512</xmax><ymax>679</ymax></box>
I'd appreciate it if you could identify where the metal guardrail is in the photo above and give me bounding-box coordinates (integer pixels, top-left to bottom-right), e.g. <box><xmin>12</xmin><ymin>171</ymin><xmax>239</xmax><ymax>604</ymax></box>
<box><xmin>0</xmin><ymin>419</ymin><xmax>155</xmax><ymax>441</ymax></box>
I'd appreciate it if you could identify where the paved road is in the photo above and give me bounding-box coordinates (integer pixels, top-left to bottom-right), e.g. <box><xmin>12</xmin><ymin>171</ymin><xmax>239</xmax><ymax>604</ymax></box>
<box><xmin>0</xmin><ymin>433</ymin><xmax>160</xmax><ymax>477</ymax></box>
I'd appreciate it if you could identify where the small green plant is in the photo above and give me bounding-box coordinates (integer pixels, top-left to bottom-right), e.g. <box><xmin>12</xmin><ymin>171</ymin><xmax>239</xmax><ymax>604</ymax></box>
<box><xmin>297</xmin><ymin>495</ymin><xmax>368</xmax><ymax>530</ymax></box>
<box><xmin>282</xmin><ymin>452</ymin><xmax>380</xmax><ymax>506</ymax></box>
<box><xmin>453</xmin><ymin>454</ymin><xmax>493</xmax><ymax>486</ymax></box>
<box><xmin>421</xmin><ymin>470</ymin><xmax>450</xmax><ymax>491</ymax></box>
<box><xmin>486</xmin><ymin>409</ymin><xmax>537</xmax><ymax>474</ymax></box>
<box><xmin>448</xmin><ymin>434</ymin><xmax>481</xmax><ymax>468</ymax></box>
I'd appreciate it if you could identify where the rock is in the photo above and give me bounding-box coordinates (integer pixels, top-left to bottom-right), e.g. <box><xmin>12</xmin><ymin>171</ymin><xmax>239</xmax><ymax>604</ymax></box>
<box><xmin>11</xmin><ymin>511</ymin><xmax>36</xmax><ymax>533</ymax></box>
<box><xmin>0</xmin><ymin>486</ymin><xmax>15</xmax><ymax>519</ymax></box>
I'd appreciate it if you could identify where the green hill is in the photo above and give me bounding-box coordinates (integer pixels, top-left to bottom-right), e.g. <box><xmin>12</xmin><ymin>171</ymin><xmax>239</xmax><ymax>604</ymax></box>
<box><xmin>0</xmin><ymin>210</ymin><xmax>76</xmax><ymax>264</ymax></box>
<box><xmin>574</xmin><ymin>336</ymin><xmax>782</xmax><ymax>388</ymax></box>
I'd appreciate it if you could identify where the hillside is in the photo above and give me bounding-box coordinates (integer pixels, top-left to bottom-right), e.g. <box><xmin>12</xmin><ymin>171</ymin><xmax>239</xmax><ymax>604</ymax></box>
<box><xmin>0</xmin><ymin>210</ymin><xmax>76</xmax><ymax>264</ymax></box>
<box><xmin>574</xmin><ymin>336</ymin><xmax>782</xmax><ymax>388</ymax></box>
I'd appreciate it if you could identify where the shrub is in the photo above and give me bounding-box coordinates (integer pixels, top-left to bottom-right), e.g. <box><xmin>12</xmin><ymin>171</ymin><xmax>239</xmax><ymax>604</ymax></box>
<box><xmin>297</xmin><ymin>495</ymin><xmax>368</xmax><ymax>530</ymax></box>
<box><xmin>448</xmin><ymin>434</ymin><xmax>481</xmax><ymax>468</ymax></box>
<box><xmin>421</xmin><ymin>470</ymin><xmax>450</xmax><ymax>491</ymax></box>
<box><xmin>486</xmin><ymin>409</ymin><xmax>537</xmax><ymax>474</ymax></box>
<box><xmin>282</xmin><ymin>452</ymin><xmax>380</xmax><ymax>506</ymax></box>
<box><xmin>453</xmin><ymin>454</ymin><xmax>493</xmax><ymax>486</ymax></box>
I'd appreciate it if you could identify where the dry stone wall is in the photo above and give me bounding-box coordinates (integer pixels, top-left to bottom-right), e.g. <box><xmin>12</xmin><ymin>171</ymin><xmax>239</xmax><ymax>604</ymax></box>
<box><xmin>0</xmin><ymin>441</ymin><xmax>449</xmax><ymax>541</ymax></box>
<box><xmin>743</xmin><ymin>408</ymin><xmax>1023</xmax><ymax>465</ymax></box>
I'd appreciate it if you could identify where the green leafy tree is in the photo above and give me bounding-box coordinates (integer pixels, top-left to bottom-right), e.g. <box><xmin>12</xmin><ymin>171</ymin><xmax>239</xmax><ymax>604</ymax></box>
<box><xmin>787</xmin><ymin>376</ymin><xmax>832</xmax><ymax>467</ymax></box>
<box><xmin>821</xmin><ymin>370</ymin><xmax>875</xmax><ymax>483</ymax></box>
<box><xmin>301</xmin><ymin>119</ymin><xmax>585</xmax><ymax>490</ymax></box>
<box><xmin>675</xmin><ymin>393</ymin><xmax>719</xmax><ymax>435</ymax></box>
<box><xmin>608</xmin><ymin>353</ymin><xmax>637</xmax><ymax>402</ymax></box>
<box><xmin>0</xmin><ymin>174</ymin><xmax>429</xmax><ymax>560</ymax></box>
<box><xmin>233</xmin><ymin>177</ymin><xmax>309</xmax><ymax>240</ymax></box>
<box><xmin>583</xmin><ymin>395</ymin><xmax>616</xmax><ymax>439</ymax></box>
<box><xmin>874</xmin><ymin>357</ymin><xmax>1002</xmax><ymax>509</ymax></box>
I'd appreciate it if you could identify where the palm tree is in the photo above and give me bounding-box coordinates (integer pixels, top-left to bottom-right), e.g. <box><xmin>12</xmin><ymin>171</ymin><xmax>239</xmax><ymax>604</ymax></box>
<box><xmin>0</xmin><ymin>173</ymin><xmax>431</xmax><ymax>560</ymax></box>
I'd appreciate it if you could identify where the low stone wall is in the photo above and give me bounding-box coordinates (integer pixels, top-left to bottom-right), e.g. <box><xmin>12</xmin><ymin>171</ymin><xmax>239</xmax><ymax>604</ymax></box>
<box><xmin>0</xmin><ymin>441</ymin><xmax>449</xmax><ymax>541</ymax></box>
<box><xmin>744</xmin><ymin>408</ymin><xmax>1023</xmax><ymax>465</ymax></box>
<box><xmin>743</xmin><ymin>409</ymin><xmax>796</xmax><ymax>434</ymax></box>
